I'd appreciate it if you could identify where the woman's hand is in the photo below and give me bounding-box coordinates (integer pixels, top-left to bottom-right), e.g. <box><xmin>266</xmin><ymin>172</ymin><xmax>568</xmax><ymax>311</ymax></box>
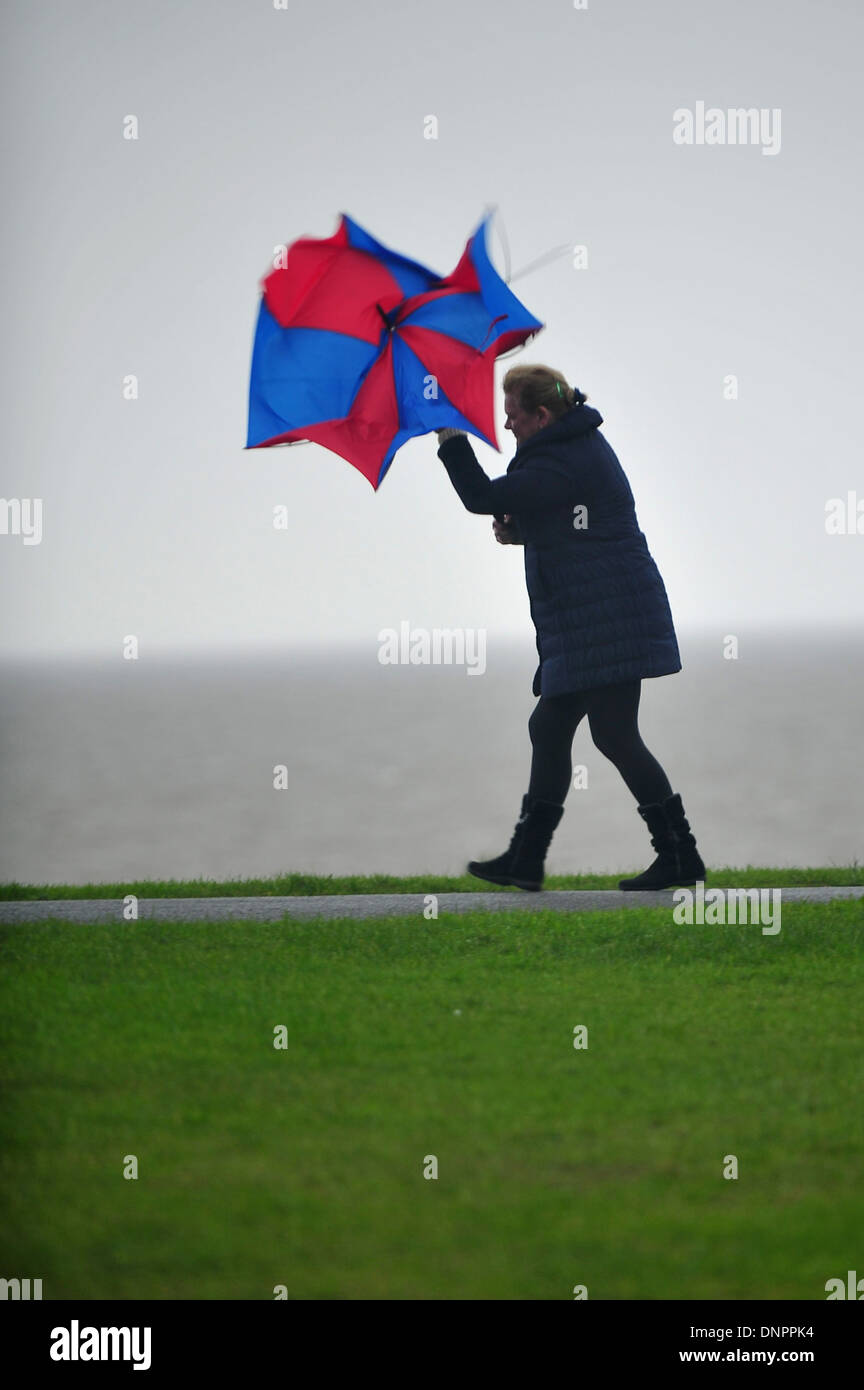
<box><xmin>493</xmin><ymin>514</ymin><xmax>519</xmax><ymax>544</ymax></box>
<box><xmin>436</xmin><ymin>427</ymin><xmax>466</xmax><ymax>443</ymax></box>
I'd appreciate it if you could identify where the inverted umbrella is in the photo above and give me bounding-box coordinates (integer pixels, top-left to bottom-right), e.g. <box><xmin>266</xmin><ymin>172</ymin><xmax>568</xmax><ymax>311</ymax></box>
<box><xmin>245</xmin><ymin>212</ymin><xmax>544</xmax><ymax>488</ymax></box>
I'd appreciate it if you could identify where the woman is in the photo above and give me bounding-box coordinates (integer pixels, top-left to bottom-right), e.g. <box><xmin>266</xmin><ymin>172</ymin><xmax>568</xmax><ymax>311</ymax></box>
<box><xmin>436</xmin><ymin>363</ymin><xmax>706</xmax><ymax>892</ymax></box>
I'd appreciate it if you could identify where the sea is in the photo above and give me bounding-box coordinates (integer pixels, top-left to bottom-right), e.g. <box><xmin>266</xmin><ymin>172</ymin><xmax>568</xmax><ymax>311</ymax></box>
<box><xmin>1</xmin><ymin>628</ymin><xmax>862</xmax><ymax>885</ymax></box>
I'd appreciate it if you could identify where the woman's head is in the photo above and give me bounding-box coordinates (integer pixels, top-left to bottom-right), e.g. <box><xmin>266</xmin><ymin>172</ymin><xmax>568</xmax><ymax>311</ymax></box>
<box><xmin>502</xmin><ymin>364</ymin><xmax>588</xmax><ymax>446</ymax></box>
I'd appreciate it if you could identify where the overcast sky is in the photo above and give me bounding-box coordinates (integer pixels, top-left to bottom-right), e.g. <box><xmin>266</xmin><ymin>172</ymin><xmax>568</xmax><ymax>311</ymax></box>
<box><xmin>2</xmin><ymin>0</ymin><xmax>862</xmax><ymax>659</ymax></box>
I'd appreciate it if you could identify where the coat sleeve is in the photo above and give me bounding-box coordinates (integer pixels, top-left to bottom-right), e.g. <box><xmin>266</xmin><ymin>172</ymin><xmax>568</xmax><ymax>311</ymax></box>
<box><xmin>437</xmin><ymin>434</ymin><xmax>572</xmax><ymax>515</ymax></box>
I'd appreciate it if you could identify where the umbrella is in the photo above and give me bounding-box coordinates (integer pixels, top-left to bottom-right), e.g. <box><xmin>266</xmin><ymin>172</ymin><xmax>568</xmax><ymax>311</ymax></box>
<box><xmin>245</xmin><ymin>212</ymin><xmax>544</xmax><ymax>488</ymax></box>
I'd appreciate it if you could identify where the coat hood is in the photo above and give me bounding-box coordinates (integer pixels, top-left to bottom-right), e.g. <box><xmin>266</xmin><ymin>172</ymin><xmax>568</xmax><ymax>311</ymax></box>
<box><xmin>508</xmin><ymin>403</ymin><xmax>603</xmax><ymax>468</ymax></box>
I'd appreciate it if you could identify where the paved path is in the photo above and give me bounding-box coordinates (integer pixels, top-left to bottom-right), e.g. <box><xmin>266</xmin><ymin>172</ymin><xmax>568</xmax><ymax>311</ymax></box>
<box><xmin>1</xmin><ymin>886</ymin><xmax>863</xmax><ymax>923</ymax></box>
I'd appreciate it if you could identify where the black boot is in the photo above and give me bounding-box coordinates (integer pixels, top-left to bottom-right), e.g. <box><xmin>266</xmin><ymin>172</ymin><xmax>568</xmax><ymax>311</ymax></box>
<box><xmin>618</xmin><ymin>791</ymin><xmax>706</xmax><ymax>891</ymax></box>
<box><xmin>506</xmin><ymin>799</ymin><xmax>565</xmax><ymax>891</ymax></box>
<box><xmin>468</xmin><ymin>794</ymin><xmax>533</xmax><ymax>887</ymax></box>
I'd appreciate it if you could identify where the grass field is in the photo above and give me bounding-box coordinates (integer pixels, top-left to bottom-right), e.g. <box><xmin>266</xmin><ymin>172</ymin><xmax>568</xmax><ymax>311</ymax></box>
<box><xmin>2</xmin><ymin>894</ymin><xmax>862</xmax><ymax>1300</ymax></box>
<box><xmin>0</xmin><ymin>863</ymin><xmax>861</xmax><ymax>898</ymax></box>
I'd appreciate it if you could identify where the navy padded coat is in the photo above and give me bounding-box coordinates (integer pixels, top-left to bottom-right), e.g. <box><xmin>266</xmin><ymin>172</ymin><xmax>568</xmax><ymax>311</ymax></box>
<box><xmin>437</xmin><ymin>403</ymin><xmax>682</xmax><ymax>697</ymax></box>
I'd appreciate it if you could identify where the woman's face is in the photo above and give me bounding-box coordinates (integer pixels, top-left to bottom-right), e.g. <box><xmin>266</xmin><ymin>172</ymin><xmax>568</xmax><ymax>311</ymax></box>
<box><xmin>504</xmin><ymin>392</ymin><xmax>551</xmax><ymax>447</ymax></box>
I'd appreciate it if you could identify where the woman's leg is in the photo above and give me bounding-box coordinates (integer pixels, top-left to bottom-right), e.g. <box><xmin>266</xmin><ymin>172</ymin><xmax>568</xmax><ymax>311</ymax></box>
<box><xmin>585</xmin><ymin>680</ymin><xmax>674</xmax><ymax>805</ymax></box>
<box><xmin>527</xmin><ymin>692</ymin><xmax>589</xmax><ymax>805</ymax></box>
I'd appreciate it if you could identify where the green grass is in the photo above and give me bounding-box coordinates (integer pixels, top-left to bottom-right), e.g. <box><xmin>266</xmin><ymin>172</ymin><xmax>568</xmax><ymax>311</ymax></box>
<box><xmin>2</xmin><ymin>900</ymin><xmax>863</xmax><ymax>1299</ymax></box>
<box><xmin>0</xmin><ymin>863</ymin><xmax>861</xmax><ymax>899</ymax></box>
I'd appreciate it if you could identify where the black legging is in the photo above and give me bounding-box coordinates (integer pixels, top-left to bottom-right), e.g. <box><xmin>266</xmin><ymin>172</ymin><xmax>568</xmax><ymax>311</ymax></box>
<box><xmin>527</xmin><ymin>680</ymin><xmax>674</xmax><ymax>807</ymax></box>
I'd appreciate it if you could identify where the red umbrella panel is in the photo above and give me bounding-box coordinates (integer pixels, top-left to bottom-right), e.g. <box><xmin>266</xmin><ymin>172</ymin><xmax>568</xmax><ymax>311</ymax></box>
<box><xmin>246</xmin><ymin>212</ymin><xmax>544</xmax><ymax>487</ymax></box>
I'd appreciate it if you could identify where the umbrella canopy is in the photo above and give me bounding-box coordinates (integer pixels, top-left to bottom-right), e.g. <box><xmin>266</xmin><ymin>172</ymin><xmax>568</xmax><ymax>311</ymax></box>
<box><xmin>246</xmin><ymin>212</ymin><xmax>544</xmax><ymax>488</ymax></box>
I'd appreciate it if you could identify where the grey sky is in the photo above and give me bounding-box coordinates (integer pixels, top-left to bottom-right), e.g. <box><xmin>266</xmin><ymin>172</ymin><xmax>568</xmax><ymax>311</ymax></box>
<box><xmin>2</xmin><ymin>0</ymin><xmax>862</xmax><ymax>657</ymax></box>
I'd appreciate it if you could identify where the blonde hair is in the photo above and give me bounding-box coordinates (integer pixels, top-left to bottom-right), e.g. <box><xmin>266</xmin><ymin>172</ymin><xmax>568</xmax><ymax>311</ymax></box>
<box><xmin>502</xmin><ymin>363</ymin><xmax>588</xmax><ymax>420</ymax></box>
